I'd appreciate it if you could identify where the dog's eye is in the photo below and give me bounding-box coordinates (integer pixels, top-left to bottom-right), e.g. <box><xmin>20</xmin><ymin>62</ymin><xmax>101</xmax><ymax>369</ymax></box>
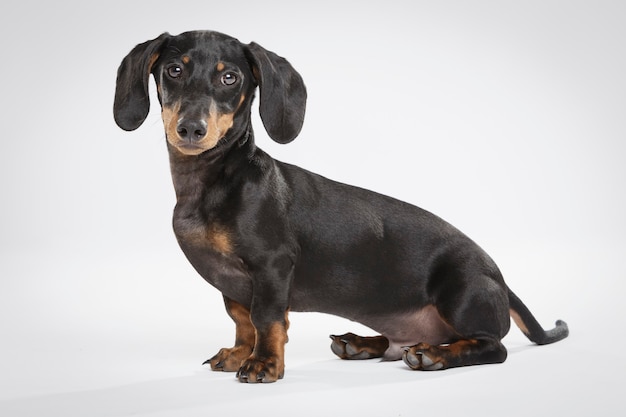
<box><xmin>167</xmin><ymin>65</ymin><xmax>183</xmax><ymax>79</ymax></box>
<box><xmin>221</xmin><ymin>72</ymin><xmax>238</xmax><ymax>86</ymax></box>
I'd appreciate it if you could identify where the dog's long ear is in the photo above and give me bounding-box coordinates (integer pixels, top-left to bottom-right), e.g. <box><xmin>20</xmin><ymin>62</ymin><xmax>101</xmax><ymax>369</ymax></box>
<box><xmin>245</xmin><ymin>42</ymin><xmax>307</xmax><ymax>144</ymax></box>
<box><xmin>114</xmin><ymin>33</ymin><xmax>170</xmax><ymax>131</ymax></box>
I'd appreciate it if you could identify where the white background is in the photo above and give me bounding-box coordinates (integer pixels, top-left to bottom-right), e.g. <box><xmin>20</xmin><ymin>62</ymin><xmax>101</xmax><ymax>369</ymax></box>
<box><xmin>1</xmin><ymin>0</ymin><xmax>624</xmax><ymax>415</ymax></box>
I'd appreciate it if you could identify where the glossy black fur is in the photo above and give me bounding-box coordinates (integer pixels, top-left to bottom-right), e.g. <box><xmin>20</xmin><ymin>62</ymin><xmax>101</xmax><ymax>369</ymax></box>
<box><xmin>114</xmin><ymin>31</ymin><xmax>568</xmax><ymax>382</ymax></box>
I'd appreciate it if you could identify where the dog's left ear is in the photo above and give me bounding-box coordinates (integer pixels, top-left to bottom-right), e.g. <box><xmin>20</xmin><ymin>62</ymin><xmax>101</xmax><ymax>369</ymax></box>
<box><xmin>245</xmin><ymin>42</ymin><xmax>307</xmax><ymax>144</ymax></box>
<box><xmin>114</xmin><ymin>33</ymin><xmax>170</xmax><ymax>131</ymax></box>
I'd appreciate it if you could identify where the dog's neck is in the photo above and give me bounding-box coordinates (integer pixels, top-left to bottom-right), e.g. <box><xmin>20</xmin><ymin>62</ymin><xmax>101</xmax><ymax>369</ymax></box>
<box><xmin>167</xmin><ymin>122</ymin><xmax>255</xmax><ymax>204</ymax></box>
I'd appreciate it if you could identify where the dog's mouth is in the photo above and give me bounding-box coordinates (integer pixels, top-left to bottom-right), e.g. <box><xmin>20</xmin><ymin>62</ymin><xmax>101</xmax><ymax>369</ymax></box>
<box><xmin>165</xmin><ymin>136</ymin><xmax>216</xmax><ymax>156</ymax></box>
<box><xmin>172</xmin><ymin>141</ymin><xmax>211</xmax><ymax>156</ymax></box>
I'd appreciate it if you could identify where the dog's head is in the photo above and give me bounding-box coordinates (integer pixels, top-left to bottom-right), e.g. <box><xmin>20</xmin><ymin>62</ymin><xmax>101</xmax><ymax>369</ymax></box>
<box><xmin>114</xmin><ymin>31</ymin><xmax>307</xmax><ymax>155</ymax></box>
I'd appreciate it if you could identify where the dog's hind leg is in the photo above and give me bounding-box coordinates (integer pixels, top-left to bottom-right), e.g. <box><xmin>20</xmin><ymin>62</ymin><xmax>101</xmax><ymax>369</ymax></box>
<box><xmin>403</xmin><ymin>272</ymin><xmax>510</xmax><ymax>370</ymax></box>
<box><xmin>330</xmin><ymin>333</ymin><xmax>389</xmax><ymax>360</ymax></box>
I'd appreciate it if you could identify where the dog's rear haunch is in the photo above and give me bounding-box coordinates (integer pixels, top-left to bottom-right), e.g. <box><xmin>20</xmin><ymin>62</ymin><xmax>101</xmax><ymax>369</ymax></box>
<box><xmin>114</xmin><ymin>31</ymin><xmax>568</xmax><ymax>383</ymax></box>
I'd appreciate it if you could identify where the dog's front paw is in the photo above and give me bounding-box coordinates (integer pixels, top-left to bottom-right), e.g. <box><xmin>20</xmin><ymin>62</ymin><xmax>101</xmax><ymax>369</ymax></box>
<box><xmin>402</xmin><ymin>343</ymin><xmax>444</xmax><ymax>370</ymax></box>
<box><xmin>236</xmin><ymin>356</ymin><xmax>284</xmax><ymax>383</ymax></box>
<box><xmin>203</xmin><ymin>346</ymin><xmax>252</xmax><ymax>372</ymax></box>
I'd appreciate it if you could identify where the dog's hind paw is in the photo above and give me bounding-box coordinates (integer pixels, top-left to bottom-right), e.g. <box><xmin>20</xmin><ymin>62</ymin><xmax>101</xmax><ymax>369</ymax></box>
<box><xmin>402</xmin><ymin>344</ymin><xmax>444</xmax><ymax>370</ymax></box>
<box><xmin>330</xmin><ymin>333</ymin><xmax>388</xmax><ymax>360</ymax></box>
<box><xmin>403</xmin><ymin>338</ymin><xmax>506</xmax><ymax>370</ymax></box>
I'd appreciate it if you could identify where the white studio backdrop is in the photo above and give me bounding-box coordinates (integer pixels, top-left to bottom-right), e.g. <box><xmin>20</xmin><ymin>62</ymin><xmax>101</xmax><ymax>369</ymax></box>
<box><xmin>1</xmin><ymin>1</ymin><xmax>624</xmax><ymax>416</ymax></box>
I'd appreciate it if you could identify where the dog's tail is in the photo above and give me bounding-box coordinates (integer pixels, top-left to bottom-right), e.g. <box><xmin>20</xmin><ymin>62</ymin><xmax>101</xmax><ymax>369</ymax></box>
<box><xmin>508</xmin><ymin>288</ymin><xmax>569</xmax><ymax>345</ymax></box>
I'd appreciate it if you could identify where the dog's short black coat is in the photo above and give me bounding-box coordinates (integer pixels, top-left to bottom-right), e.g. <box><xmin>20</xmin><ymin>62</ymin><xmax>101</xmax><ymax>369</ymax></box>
<box><xmin>114</xmin><ymin>30</ymin><xmax>569</xmax><ymax>383</ymax></box>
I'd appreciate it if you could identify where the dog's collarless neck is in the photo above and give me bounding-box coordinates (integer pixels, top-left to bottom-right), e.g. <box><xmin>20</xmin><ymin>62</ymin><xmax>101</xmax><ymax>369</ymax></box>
<box><xmin>167</xmin><ymin>125</ymin><xmax>256</xmax><ymax>199</ymax></box>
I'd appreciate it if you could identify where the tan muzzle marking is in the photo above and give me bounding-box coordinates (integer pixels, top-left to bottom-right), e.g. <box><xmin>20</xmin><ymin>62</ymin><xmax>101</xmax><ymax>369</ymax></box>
<box><xmin>161</xmin><ymin>101</ymin><xmax>235</xmax><ymax>156</ymax></box>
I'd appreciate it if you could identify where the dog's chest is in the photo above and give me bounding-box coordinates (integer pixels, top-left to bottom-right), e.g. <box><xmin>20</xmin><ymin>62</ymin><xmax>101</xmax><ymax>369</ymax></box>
<box><xmin>171</xmin><ymin>204</ymin><xmax>252</xmax><ymax>301</ymax></box>
<box><xmin>173</xmin><ymin>213</ymin><xmax>233</xmax><ymax>255</ymax></box>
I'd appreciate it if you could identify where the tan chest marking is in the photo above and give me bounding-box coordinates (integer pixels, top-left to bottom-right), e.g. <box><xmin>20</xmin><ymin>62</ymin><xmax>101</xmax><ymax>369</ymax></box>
<box><xmin>177</xmin><ymin>222</ymin><xmax>233</xmax><ymax>255</ymax></box>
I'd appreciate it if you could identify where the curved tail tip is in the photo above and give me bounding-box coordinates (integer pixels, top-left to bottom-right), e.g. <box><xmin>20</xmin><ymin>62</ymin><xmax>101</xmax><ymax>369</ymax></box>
<box><xmin>555</xmin><ymin>319</ymin><xmax>569</xmax><ymax>335</ymax></box>
<box><xmin>538</xmin><ymin>319</ymin><xmax>569</xmax><ymax>345</ymax></box>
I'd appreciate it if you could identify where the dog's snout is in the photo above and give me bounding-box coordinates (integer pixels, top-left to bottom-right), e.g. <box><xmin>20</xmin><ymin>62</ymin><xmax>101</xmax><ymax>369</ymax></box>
<box><xmin>177</xmin><ymin>119</ymin><xmax>207</xmax><ymax>141</ymax></box>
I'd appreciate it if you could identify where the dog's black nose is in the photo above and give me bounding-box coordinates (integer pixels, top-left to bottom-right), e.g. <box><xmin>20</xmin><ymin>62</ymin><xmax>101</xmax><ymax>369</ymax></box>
<box><xmin>177</xmin><ymin>120</ymin><xmax>207</xmax><ymax>141</ymax></box>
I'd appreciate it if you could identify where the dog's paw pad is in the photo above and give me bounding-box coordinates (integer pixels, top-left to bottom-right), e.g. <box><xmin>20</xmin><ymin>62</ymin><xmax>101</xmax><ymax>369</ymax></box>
<box><xmin>330</xmin><ymin>333</ymin><xmax>383</xmax><ymax>360</ymax></box>
<box><xmin>204</xmin><ymin>346</ymin><xmax>252</xmax><ymax>372</ymax></box>
<box><xmin>237</xmin><ymin>356</ymin><xmax>283</xmax><ymax>383</ymax></box>
<box><xmin>344</xmin><ymin>341</ymin><xmax>377</xmax><ymax>359</ymax></box>
<box><xmin>402</xmin><ymin>345</ymin><xmax>444</xmax><ymax>371</ymax></box>
<box><xmin>330</xmin><ymin>335</ymin><xmax>348</xmax><ymax>358</ymax></box>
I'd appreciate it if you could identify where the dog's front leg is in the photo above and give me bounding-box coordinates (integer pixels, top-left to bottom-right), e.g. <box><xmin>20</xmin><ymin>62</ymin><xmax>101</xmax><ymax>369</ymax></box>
<box><xmin>205</xmin><ymin>297</ymin><xmax>255</xmax><ymax>372</ymax></box>
<box><xmin>236</xmin><ymin>267</ymin><xmax>291</xmax><ymax>383</ymax></box>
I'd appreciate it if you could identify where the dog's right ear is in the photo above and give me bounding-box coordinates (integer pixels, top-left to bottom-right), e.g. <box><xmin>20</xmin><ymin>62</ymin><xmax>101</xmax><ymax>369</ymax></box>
<box><xmin>114</xmin><ymin>33</ymin><xmax>170</xmax><ymax>131</ymax></box>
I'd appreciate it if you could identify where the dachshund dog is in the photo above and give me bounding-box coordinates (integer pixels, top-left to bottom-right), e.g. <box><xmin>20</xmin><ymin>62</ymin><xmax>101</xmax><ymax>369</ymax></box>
<box><xmin>114</xmin><ymin>30</ymin><xmax>568</xmax><ymax>383</ymax></box>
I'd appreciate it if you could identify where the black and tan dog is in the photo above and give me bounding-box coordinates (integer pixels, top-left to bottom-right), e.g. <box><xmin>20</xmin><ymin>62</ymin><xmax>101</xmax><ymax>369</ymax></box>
<box><xmin>114</xmin><ymin>30</ymin><xmax>568</xmax><ymax>383</ymax></box>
